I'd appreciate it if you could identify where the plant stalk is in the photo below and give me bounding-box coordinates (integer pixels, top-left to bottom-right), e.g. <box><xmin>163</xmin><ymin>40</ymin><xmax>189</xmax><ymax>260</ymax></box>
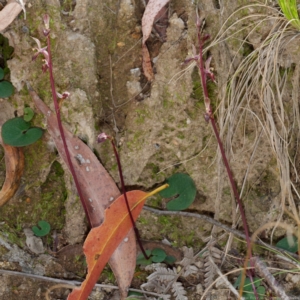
<box><xmin>195</xmin><ymin>19</ymin><xmax>258</xmax><ymax>300</ymax></box>
<box><xmin>46</xmin><ymin>35</ymin><xmax>91</xmax><ymax>226</ymax></box>
<box><xmin>109</xmin><ymin>138</ymin><xmax>150</xmax><ymax>259</ymax></box>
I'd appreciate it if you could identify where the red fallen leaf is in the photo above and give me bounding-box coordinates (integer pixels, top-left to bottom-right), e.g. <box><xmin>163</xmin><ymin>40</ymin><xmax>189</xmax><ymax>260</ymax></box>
<box><xmin>0</xmin><ymin>135</ymin><xmax>24</xmax><ymax>206</ymax></box>
<box><xmin>28</xmin><ymin>85</ymin><xmax>136</xmax><ymax>299</ymax></box>
<box><xmin>67</xmin><ymin>190</ymin><xmax>147</xmax><ymax>300</ymax></box>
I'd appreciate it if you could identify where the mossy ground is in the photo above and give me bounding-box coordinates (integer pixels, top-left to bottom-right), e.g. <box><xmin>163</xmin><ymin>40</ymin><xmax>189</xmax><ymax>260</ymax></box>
<box><xmin>0</xmin><ymin>139</ymin><xmax>67</xmax><ymax>248</ymax></box>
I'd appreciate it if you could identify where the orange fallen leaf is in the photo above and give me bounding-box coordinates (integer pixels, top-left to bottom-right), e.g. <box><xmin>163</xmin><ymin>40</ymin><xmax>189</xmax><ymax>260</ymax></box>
<box><xmin>67</xmin><ymin>190</ymin><xmax>147</xmax><ymax>300</ymax></box>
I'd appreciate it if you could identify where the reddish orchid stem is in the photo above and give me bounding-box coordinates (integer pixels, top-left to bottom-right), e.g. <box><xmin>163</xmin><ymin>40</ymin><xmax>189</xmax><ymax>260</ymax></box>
<box><xmin>109</xmin><ymin>139</ymin><xmax>150</xmax><ymax>259</ymax></box>
<box><xmin>196</xmin><ymin>20</ymin><xmax>258</xmax><ymax>300</ymax></box>
<box><xmin>46</xmin><ymin>35</ymin><xmax>92</xmax><ymax>226</ymax></box>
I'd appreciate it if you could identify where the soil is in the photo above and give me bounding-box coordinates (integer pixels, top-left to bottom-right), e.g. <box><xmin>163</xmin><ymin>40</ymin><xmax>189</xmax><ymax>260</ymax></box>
<box><xmin>1</xmin><ymin>0</ymin><xmax>300</xmax><ymax>299</ymax></box>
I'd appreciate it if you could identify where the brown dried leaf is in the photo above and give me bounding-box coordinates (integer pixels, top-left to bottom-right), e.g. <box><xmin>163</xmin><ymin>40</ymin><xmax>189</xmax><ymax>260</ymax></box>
<box><xmin>142</xmin><ymin>0</ymin><xmax>170</xmax><ymax>44</ymax></box>
<box><xmin>28</xmin><ymin>86</ymin><xmax>135</xmax><ymax>299</ymax></box>
<box><xmin>142</xmin><ymin>43</ymin><xmax>154</xmax><ymax>81</ymax></box>
<box><xmin>141</xmin><ymin>0</ymin><xmax>170</xmax><ymax>81</ymax></box>
<box><xmin>0</xmin><ymin>134</ymin><xmax>24</xmax><ymax>206</ymax></box>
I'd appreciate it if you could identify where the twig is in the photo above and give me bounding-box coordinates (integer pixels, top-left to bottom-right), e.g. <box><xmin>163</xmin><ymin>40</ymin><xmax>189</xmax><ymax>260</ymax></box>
<box><xmin>253</xmin><ymin>257</ymin><xmax>290</xmax><ymax>300</ymax></box>
<box><xmin>0</xmin><ymin>269</ymin><xmax>167</xmax><ymax>298</ymax></box>
<box><xmin>143</xmin><ymin>206</ymin><xmax>300</xmax><ymax>260</ymax></box>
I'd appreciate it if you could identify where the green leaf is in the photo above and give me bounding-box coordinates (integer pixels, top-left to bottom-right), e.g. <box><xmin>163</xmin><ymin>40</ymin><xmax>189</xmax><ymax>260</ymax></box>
<box><xmin>126</xmin><ymin>291</ymin><xmax>143</xmax><ymax>299</ymax></box>
<box><xmin>1</xmin><ymin>117</ymin><xmax>43</xmax><ymax>147</ymax></box>
<box><xmin>257</xmin><ymin>286</ymin><xmax>266</xmax><ymax>300</ymax></box>
<box><xmin>0</xmin><ymin>80</ymin><xmax>14</xmax><ymax>98</ymax></box>
<box><xmin>151</xmin><ymin>248</ymin><xmax>167</xmax><ymax>263</ymax></box>
<box><xmin>276</xmin><ymin>235</ymin><xmax>298</xmax><ymax>253</ymax></box>
<box><xmin>159</xmin><ymin>173</ymin><xmax>197</xmax><ymax>211</ymax></box>
<box><xmin>32</xmin><ymin>220</ymin><xmax>51</xmax><ymax>237</ymax></box>
<box><xmin>23</xmin><ymin>107</ymin><xmax>35</xmax><ymax>122</ymax></box>
<box><xmin>136</xmin><ymin>250</ymin><xmax>152</xmax><ymax>265</ymax></box>
<box><xmin>164</xmin><ymin>255</ymin><xmax>176</xmax><ymax>264</ymax></box>
<box><xmin>0</xmin><ymin>68</ymin><xmax>4</xmax><ymax>80</ymax></box>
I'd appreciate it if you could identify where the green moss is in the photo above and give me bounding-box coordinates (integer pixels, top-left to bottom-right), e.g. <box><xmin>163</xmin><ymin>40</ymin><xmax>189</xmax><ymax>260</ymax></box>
<box><xmin>0</xmin><ymin>225</ymin><xmax>24</xmax><ymax>248</ymax></box>
<box><xmin>135</xmin><ymin>108</ymin><xmax>150</xmax><ymax>124</ymax></box>
<box><xmin>126</xmin><ymin>131</ymin><xmax>145</xmax><ymax>151</ymax></box>
<box><xmin>0</xmin><ymin>245</ymin><xmax>9</xmax><ymax>255</ymax></box>
<box><xmin>146</xmin><ymin>194</ymin><xmax>162</xmax><ymax>207</ymax></box>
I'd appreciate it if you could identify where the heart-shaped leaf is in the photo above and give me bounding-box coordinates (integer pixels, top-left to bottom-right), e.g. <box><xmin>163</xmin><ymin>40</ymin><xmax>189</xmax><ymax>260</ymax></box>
<box><xmin>32</xmin><ymin>220</ymin><xmax>51</xmax><ymax>237</ymax></box>
<box><xmin>159</xmin><ymin>173</ymin><xmax>197</xmax><ymax>211</ymax></box>
<box><xmin>164</xmin><ymin>255</ymin><xmax>176</xmax><ymax>264</ymax></box>
<box><xmin>276</xmin><ymin>235</ymin><xmax>298</xmax><ymax>253</ymax></box>
<box><xmin>23</xmin><ymin>107</ymin><xmax>35</xmax><ymax>122</ymax></box>
<box><xmin>136</xmin><ymin>250</ymin><xmax>152</xmax><ymax>266</ymax></box>
<box><xmin>0</xmin><ymin>80</ymin><xmax>14</xmax><ymax>98</ymax></box>
<box><xmin>1</xmin><ymin>117</ymin><xmax>43</xmax><ymax>147</ymax></box>
<box><xmin>151</xmin><ymin>248</ymin><xmax>167</xmax><ymax>263</ymax></box>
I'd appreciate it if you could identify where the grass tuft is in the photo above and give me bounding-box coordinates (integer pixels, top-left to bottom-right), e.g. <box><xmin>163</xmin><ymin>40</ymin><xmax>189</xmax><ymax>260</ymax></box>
<box><xmin>278</xmin><ymin>0</ymin><xmax>300</xmax><ymax>31</ymax></box>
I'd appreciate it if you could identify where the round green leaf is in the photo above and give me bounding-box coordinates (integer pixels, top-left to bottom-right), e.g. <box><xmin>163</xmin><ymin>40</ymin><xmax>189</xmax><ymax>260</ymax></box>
<box><xmin>23</xmin><ymin>107</ymin><xmax>35</xmax><ymax>122</ymax></box>
<box><xmin>0</xmin><ymin>80</ymin><xmax>14</xmax><ymax>98</ymax></box>
<box><xmin>32</xmin><ymin>220</ymin><xmax>51</xmax><ymax>237</ymax></box>
<box><xmin>151</xmin><ymin>248</ymin><xmax>167</xmax><ymax>263</ymax></box>
<box><xmin>276</xmin><ymin>235</ymin><xmax>298</xmax><ymax>253</ymax></box>
<box><xmin>159</xmin><ymin>173</ymin><xmax>197</xmax><ymax>211</ymax></box>
<box><xmin>136</xmin><ymin>250</ymin><xmax>152</xmax><ymax>266</ymax></box>
<box><xmin>0</xmin><ymin>68</ymin><xmax>4</xmax><ymax>80</ymax></box>
<box><xmin>257</xmin><ymin>286</ymin><xmax>266</xmax><ymax>300</ymax></box>
<box><xmin>1</xmin><ymin>117</ymin><xmax>43</xmax><ymax>147</ymax></box>
<box><xmin>164</xmin><ymin>255</ymin><xmax>176</xmax><ymax>264</ymax></box>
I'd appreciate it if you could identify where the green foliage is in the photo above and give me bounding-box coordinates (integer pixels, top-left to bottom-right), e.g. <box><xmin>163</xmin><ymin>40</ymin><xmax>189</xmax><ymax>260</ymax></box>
<box><xmin>278</xmin><ymin>0</ymin><xmax>300</xmax><ymax>31</ymax></box>
<box><xmin>0</xmin><ymin>34</ymin><xmax>14</xmax><ymax>71</ymax></box>
<box><xmin>151</xmin><ymin>248</ymin><xmax>167</xmax><ymax>263</ymax></box>
<box><xmin>0</xmin><ymin>67</ymin><xmax>13</xmax><ymax>98</ymax></box>
<box><xmin>276</xmin><ymin>235</ymin><xmax>298</xmax><ymax>253</ymax></box>
<box><xmin>1</xmin><ymin>117</ymin><xmax>43</xmax><ymax>146</ymax></box>
<box><xmin>234</xmin><ymin>273</ymin><xmax>265</xmax><ymax>300</ymax></box>
<box><xmin>23</xmin><ymin>107</ymin><xmax>35</xmax><ymax>122</ymax></box>
<box><xmin>136</xmin><ymin>248</ymin><xmax>176</xmax><ymax>266</ymax></box>
<box><xmin>126</xmin><ymin>291</ymin><xmax>143</xmax><ymax>299</ymax></box>
<box><xmin>159</xmin><ymin>173</ymin><xmax>197</xmax><ymax>211</ymax></box>
<box><xmin>32</xmin><ymin>220</ymin><xmax>51</xmax><ymax>237</ymax></box>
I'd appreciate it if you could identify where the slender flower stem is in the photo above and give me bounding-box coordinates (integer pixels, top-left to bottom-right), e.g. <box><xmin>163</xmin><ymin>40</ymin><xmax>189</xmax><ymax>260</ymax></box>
<box><xmin>46</xmin><ymin>35</ymin><xmax>91</xmax><ymax>226</ymax></box>
<box><xmin>195</xmin><ymin>19</ymin><xmax>258</xmax><ymax>300</ymax></box>
<box><xmin>109</xmin><ymin>139</ymin><xmax>150</xmax><ymax>259</ymax></box>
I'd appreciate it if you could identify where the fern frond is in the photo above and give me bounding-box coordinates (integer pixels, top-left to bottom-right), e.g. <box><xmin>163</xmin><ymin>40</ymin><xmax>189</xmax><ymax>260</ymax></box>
<box><xmin>171</xmin><ymin>282</ymin><xmax>188</xmax><ymax>300</ymax></box>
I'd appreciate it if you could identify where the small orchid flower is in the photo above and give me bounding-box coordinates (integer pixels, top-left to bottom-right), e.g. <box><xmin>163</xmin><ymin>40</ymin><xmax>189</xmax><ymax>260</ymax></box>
<box><xmin>97</xmin><ymin>132</ymin><xmax>111</xmax><ymax>143</ymax></box>
<box><xmin>204</xmin><ymin>56</ymin><xmax>216</xmax><ymax>83</ymax></box>
<box><xmin>43</xmin><ymin>14</ymin><xmax>50</xmax><ymax>36</ymax></box>
<box><xmin>31</xmin><ymin>37</ymin><xmax>49</xmax><ymax>72</ymax></box>
<box><xmin>56</xmin><ymin>91</ymin><xmax>70</xmax><ymax>100</ymax></box>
